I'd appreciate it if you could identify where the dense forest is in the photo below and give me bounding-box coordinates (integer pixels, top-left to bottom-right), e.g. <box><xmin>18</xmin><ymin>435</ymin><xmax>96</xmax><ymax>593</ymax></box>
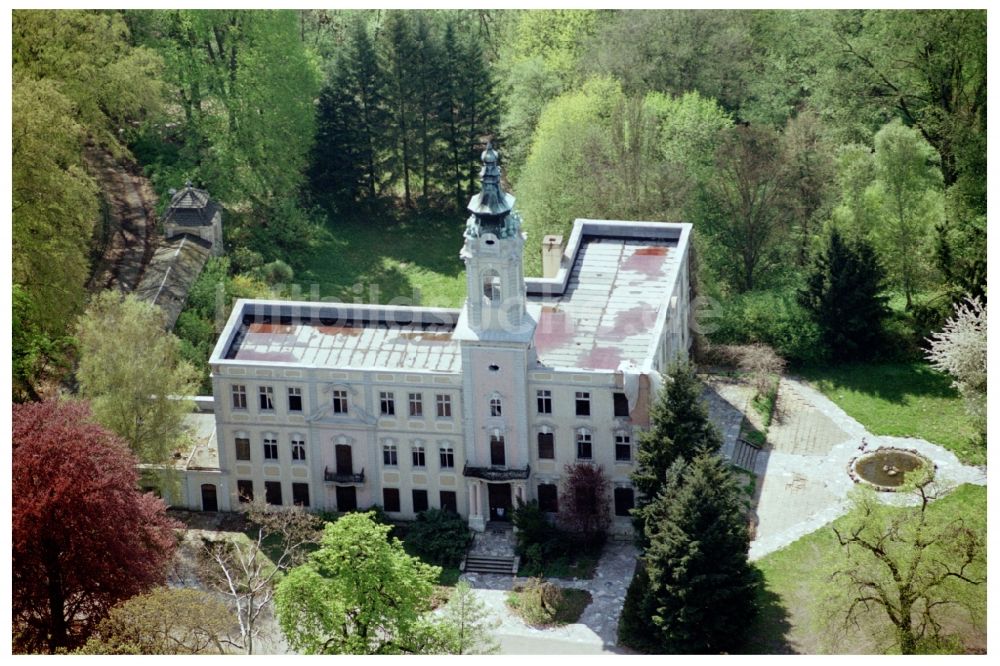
<box><xmin>12</xmin><ymin>8</ymin><xmax>986</xmax><ymax>396</ymax></box>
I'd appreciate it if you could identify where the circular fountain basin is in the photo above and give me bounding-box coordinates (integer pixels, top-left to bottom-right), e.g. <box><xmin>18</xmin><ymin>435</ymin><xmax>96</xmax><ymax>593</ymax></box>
<box><xmin>850</xmin><ymin>447</ymin><xmax>934</xmax><ymax>491</ymax></box>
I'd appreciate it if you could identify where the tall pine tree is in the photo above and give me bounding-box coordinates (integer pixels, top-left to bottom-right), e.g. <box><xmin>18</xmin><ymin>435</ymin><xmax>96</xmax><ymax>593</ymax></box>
<box><xmin>798</xmin><ymin>228</ymin><xmax>889</xmax><ymax>361</ymax></box>
<box><xmin>643</xmin><ymin>453</ymin><xmax>758</xmax><ymax>653</ymax></box>
<box><xmin>632</xmin><ymin>362</ymin><xmax>721</xmax><ymax>541</ymax></box>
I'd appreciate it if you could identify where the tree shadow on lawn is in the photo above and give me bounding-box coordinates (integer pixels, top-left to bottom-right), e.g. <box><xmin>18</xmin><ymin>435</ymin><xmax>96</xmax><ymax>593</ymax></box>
<box><xmin>743</xmin><ymin>566</ymin><xmax>795</xmax><ymax>654</ymax></box>
<box><xmin>798</xmin><ymin>362</ymin><xmax>959</xmax><ymax>406</ymax></box>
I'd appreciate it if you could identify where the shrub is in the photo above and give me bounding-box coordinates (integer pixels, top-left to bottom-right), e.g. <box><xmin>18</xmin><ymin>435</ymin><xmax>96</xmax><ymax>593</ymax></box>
<box><xmin>618</xmin><ymin>561</ymin><xmax>658</xmax><ymax>653</ymax></box>
<box><xmin>559</xmin><ymin>463</ymin><xmax>611</xmax><ymax>542</ymax></box>
<box><xmin>708</xmin><ymin>288</ymin><xmax>825</xmax><ymax>364</ymax></box>
<box><xmin>508</xmin><ymin>578</ymin><xmax>564</xmax><ymax>625</ymax></box>
<box><xmin>404</xmin><ymin>508</ymin><xmax>472</xmax><ymax>568</ymax></box>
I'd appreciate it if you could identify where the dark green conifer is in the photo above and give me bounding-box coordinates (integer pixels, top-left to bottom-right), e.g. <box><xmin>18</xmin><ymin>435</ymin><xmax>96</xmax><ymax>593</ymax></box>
<box><xmin>798</xmin><ymin>228</ymin><xmax>889</xmax><ymax>360</ymax></box>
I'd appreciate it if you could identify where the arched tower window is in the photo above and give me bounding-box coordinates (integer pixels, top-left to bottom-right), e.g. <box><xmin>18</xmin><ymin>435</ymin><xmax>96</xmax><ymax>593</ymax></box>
<box><xmin>482</xmin><ymin>270</ymin><xmax>502</xmax><ymax>305</ymax></box>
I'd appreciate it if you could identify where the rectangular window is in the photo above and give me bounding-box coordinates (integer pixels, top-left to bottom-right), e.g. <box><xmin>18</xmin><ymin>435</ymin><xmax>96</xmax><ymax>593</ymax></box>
<box><xmin>490</xmin><ymin>434</ymin><xmax>506</xmax><ymax>466</ymax></box>
<box><xmin>235</xmin><ymin>437</ymin><xmax>251</xmax><ymax>462</ymax></box>
<box><xmin>614</xmin><ymin>392</ymin><xmax>630</xmax><ymax>418</ymax></box>
<box><xmin>615</xmin><ymin>487</ymin><xmax>635</xmax><ymax>517</ymax></box>
<box><xmin>440</xmin><ymin>490</ymin><xmax>458</xmax><ymax>513</ymax></box>
<box><xmin>232</xmin><ymin>385</ymin><xmax>247</xmax><ymax>410</ymax></box>
<box><xmin>259</xmin><ymin>386</ymin><xmax>274</xmax><ymax>411</ymax></box>
<box><xmin>575</xmin><ymin>392</ymin><xmax>591</xmax><ymax>417</ymax></box>
<box><xmin>412</xmin><ymin>445</ymin><xmax>426</xmax><ymax>468</ymax></box>
<box><xmin>412</xmin><ymin>489</ymin><xmax>429</xmax><ymax>514</ymax></box>
<box><xmin>490</xmin><ymin>397</ymin><xmax>503</xmax><ymax>417</ymax></box>
<box><xmin>332</xmin><ymin>389</ymin><xmax>348</xmax><ymax>414</ymax></box>
<box><xmin>439</xmin><ymin>445</ymin><xmax>455</xmax><ymax>469</ymax></box>
<box><xmin>237</xmin><ymin>479</ymin><xmax>254</xmax><ymax>503</ymax></box>
<box><xmin>383</xmin><ymin>488</ymin><xmax>401</xmax><ymax>512</ymax></box>
<box><xmin>288</xmin><ymin>387</ymin><xmax>303</xmax><ymax>412</ymax></box>
<box><xmin>292</xmin><ymin>483</ymin><xmax>310</xmax><ymax>507</ymax></box>
<box><xmin>264</xmin><ymin>481</ymin><xmax>283</xmax><ymax>506</ymax></box>
<box><xmin>615</xmin><ymin>434</ymin><xmax>632</xmax><ymax>462</ymax></box>
<box><xmin>408</xmin><ymin>393</ymin><xmax>423</xmax><ymax>417</ymax></box>
<box><xmin>436</xmin><ymin>394</ymin><xmax>452</xmax><ymax>418</ymax></box>
<box><xmin>576</xmin><ymin>431</ymin><xmax>592</xmax><ymax>460</ymax></box>
<box><xmin>537</xmin><ymin>389</ymin><xmax>552</xmax><ymax>414</ymax></box>
<box><xmin>538</xmin><ymin>483</ymin><xmax>559</xmax><ymax>513</ymax></box>
<box><xmin>380</xmin><ymin>391</ymin><xmax>396</xmax><ymax>416</ymax></box>
<box><xmin>292</xmin><ymin>436</ymin><xmax>306</xmax><ymax>462</ymax></box>
<box><xmin>383</xmin><ymin>444</ymin><xmax>398</xmax><ymax>466</ymax></box>
<box><xmin>336</xmin><ymin>486</ymin><xmax>357</xmax><ymax>512</ymax></box>
<box><xmin>537</xmin><ymin>432</ymin><xmax>555</xmax><ymax>459</ymax></box>
<box><xmin>263</xmin><ymin>436</ymin><xmax>279</xmax><ymax>461</ymax></box>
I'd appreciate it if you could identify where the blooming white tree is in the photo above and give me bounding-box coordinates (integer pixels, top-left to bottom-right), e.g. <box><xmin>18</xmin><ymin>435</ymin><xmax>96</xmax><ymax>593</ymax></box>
<box><xmin>925</xmin><ymin>296</ymin><xmax>986</xmax><ymax>438</ymax></box>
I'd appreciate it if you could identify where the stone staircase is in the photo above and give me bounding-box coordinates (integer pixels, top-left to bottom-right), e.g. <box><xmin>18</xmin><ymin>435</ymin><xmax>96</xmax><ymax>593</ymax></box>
<box><xmin>461</xmin><ymin>522</ymin><xmax>519</xmax><ymax>575</ymax></box>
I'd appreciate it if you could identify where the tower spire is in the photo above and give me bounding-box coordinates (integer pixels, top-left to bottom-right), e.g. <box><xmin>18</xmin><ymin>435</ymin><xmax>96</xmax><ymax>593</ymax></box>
<box><xmin>466</xmin><ymin>142</ymin><xmax>517</xmax><ymax>238</ymax></box>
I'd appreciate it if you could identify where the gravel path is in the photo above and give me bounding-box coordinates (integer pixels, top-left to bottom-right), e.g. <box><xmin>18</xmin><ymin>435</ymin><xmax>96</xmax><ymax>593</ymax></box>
<box><xmin>748</xmin><ymin>377</ymin><xmax>986</xmax><ymax>560</ymax></box>
<box><xmin>459</xmin><ymin>541</ymin><xmax>638</xmax><ymax>652</ymax></box>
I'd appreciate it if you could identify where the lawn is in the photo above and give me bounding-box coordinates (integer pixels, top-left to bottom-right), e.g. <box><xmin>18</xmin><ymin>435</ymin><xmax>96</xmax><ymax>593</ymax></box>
<box><xmin>798</xmin><ymin>362</ymin><xmax>983</xmax><ymax>465</ymax></box>
<box><xmin>747</xmin><ymin>484</ymin><xmax>986</xmax><ymax>654</ymax></box>
<box><xmin>507</xmin><ymin>585</ymin><xmax>593</xmax><ymax>627</ymax></box>
<box><xmin>300</xmin><ymin>211</ymin><xmax>467</xmax><ymax>308</ymax></box>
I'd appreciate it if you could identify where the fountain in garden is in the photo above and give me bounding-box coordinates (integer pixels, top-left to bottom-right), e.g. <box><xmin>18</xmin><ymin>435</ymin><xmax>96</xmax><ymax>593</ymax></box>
<box><xmin>849</xmin><ymin>447</ymin><xmax>934</xmax><ymax>492</ymax></box>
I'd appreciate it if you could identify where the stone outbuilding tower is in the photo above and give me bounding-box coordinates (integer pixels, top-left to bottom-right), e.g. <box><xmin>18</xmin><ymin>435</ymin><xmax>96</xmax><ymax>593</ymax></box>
<box><xmin>162</xmin><ymin>181</ymin><xmax>224</xmax><ymax>256</ymax></box>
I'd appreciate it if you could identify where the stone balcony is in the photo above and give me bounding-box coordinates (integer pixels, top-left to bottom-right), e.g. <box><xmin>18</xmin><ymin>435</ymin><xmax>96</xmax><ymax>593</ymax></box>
<box><xmin>323</xmin><ymin>467</ymin><xmax>365</xmax><ymax>484</ymax></box>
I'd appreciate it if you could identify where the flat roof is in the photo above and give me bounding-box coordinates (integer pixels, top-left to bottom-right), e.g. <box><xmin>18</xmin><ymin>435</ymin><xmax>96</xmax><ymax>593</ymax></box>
<box><xmin>527</xmin><ymin>228</ymin><xmax>684</xmax><ymax>371</ymax></box>
<box><xmin>221</xmin><ymin>305</ymin><xmax>462</xmax><ymax>373</ymax></box>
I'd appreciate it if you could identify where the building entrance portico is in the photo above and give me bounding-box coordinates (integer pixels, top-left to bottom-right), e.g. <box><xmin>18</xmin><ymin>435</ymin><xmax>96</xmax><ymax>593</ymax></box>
<box><xmin>488</xmin><ymin>482</ymin><xmax>512</xmax><ymax>521</ymax></box>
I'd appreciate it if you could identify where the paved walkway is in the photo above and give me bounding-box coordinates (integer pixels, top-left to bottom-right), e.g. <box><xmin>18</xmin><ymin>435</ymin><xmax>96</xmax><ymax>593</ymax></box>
<box><xmin>748</xmin><ymin>377</ymin><xmax>987</xmax><ymax>560</ymax></box>
<box><xmin>459</xmin><ymin>541</ymin><xmax>638</xmax><ymax>652</ymax></box>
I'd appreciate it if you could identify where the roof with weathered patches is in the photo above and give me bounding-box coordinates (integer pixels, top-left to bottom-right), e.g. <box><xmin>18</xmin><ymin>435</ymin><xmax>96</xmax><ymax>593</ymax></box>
<box><xmin>222</xmin><ymin>305</ymin><xmax>463</xmax><ymax>373</ymax></box>
<box><xmin>134</xmin><ymin>233</ymin><xmax>212</xmax><ymax>329</ymax></box>
<box><xmin>162</xmin><ymin>184</ymin><xmax>220</xmax><ymax>227</ymax></box>
<box><xmin>527</xmin><ymin>235</ymin><xmax>681</xmax><ymax>371</ymax></box>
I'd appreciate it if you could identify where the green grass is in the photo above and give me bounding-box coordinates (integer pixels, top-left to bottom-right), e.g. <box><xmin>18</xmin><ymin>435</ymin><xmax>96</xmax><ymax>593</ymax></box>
<box><xmin>747</xmin><ymin>484</ymin><xmax>986</xmax><ymax>654</ymax></box>
<box><xmin>300</xmin><ymin>211</ymin><xmax>466</xmax><ymax>308</ymax></box>
<box><xmin>798</xmin><ymin>362</ymin><xmax>983</xmax><ymax>465</ymax></box>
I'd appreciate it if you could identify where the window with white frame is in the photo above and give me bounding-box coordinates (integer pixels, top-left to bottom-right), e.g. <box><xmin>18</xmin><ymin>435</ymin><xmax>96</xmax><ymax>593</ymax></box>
<box><xmin>291</xmin><ymin>435</ymin><xmax>306</xmax><ymax>462</ymax></box>
<box><xmin>537</xmin><ymin>429</ymin><xmax>555</xmax><ymax>459</ymax></box>
<box><xmin>575</xmin><ymin>391</ymin><xmax>591</xmax><ymax>416</ymax></box>
<box><xmin>380</xmin><ymin>391</ymin><xmax>396</xmax><ymax>416</ymax></box>
<box><xmin>436</xmin><ymin>394</ymin><xmax>452</xmax><ymax>418</ymax></box>
<box><xmin>537</xmin><ymin>389</ymin><xmax>552</xmax><ymax>414</ymax></box>
<box><xmin>482</xmin><ymin>270</ymin><xmax>501</xmax><ymax>304</ymax></box>
<box><xmin>232</xmin><ymin>385</ymin><xmax>247</xmax><ymax>410</ymax></box>
<box><xmin>615</xmin><ymin>432</ymin><xmax>632</xmax><ymax>462</ymax></box>
<box><xmin>383</xmin><ymin>442</ymin><xmax>398</xmax><ymax>466</ymax></box>
<box><xmin>332</xmin><ymin>389</ymin><xmax>348</xmax><ymax>414</ymax></box>
<box><xmin>408</xmin><ymin>393</ymin><xmax>423</xmax><ymax>417</ymax></box>
<box><xmin>439</xmin><ymin>443</ymin><xmax>455</xmax><ymax>469</ymax></box>
<box><xmin>490</xmin><ymin>396</ymin><xmax>502</xmax><ymax>417</ymax></box>
<box><xmin>259</xmin><ymin>386</ymin><xmax>274</xmax><ymax>411</ymax></box>
<box><xmin>234</xmin><ymin>435</ymin><xmax>251</xmax><ymax>461</ymax></box>
<box><xmin>412</xmin><ymin>443</ymin><xmax>426</xmax><ymax>468</ymax></box>
<box><xmin>263</xmin><ymin>435</ymin><xmax>279</xmax><ymax>460</ymax></box>
<box><xmin>576</xmin><ymin>429</ymin><xmax>592</xmax><ymax>460</ymax></box>
<box><xmin>288</xmin><ymin>387</ymin><xmax>303</xmax><ymax>412</ymax></box>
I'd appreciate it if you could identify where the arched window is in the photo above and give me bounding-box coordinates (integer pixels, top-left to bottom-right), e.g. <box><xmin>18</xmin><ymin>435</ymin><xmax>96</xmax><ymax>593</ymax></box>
<box><xmin>490</xmin><ymin>396</ymin><xmax>503</xmax><ymax>417</ymax></box>
<box><xmin>482</xmin><ymin>270</ymin><xmax>501</xmax><ymax>305</ymax></box>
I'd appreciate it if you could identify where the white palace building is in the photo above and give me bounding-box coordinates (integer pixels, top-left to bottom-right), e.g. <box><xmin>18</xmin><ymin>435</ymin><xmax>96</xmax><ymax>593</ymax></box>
<box><xmin>172</xmin><ymin>145</ymin><xmax>692</xmax><ymax>534</ymax></box>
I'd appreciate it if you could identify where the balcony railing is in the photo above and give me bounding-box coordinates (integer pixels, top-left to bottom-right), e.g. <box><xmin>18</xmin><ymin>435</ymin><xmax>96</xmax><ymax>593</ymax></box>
<box><xmin>324</xmin><ymin>466</ymin><xmax>365</xmax><ymax>484</ymax></box>
<box><xmin>462</xmin><ymin>463</ymin><xmax>531</xmax><ymax>481</ymax></box>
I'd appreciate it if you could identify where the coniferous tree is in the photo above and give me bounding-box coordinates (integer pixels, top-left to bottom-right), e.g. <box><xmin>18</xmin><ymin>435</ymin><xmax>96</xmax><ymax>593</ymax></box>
<box><xmin>643</xmin><ymin>452</ymin><xmax>757</xmax><ymax>654</ymax></box>
<box><xmin>339</xmin><ymin>17</ymin><xmax>388</xmax><ymax>201</ymax></box>
<box><xmin>632</xmin><ymin>362</ymin><xmax>721</xmax><ymax>541</ymax></box>
<box><xmin>310</xmin><ymin>79</ymin><xmax>367</xmax><ymax>210</ymax></box>
<box><xmin>798</xmin><ymin>228</ymin><xmax>889</xmax><ymax>361</ymax></box>
<box><xmin>459</xmin><ymin>30</ymin><xmax>501</xmax><ymax>195</ymax></box>
<box><xmin>411</xmin><ymin>13</ymin><xmax>444</xmax><ymax>203</ymax></box>
<box><xmin>382</xmin><ymin>11</ymin><xmax>418</xmax><ymax>207</ymax></box>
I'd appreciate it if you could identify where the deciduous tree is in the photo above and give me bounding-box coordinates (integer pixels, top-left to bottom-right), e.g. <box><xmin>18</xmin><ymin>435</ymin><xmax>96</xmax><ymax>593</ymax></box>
<box><xmin>78</xmin><ymin>588</ymin><xmax>230</xmax><ymax>655</ymax></box>
<box><xmin>275</xmin><ymin>511</ymin><xmax>442</xmax><ymax>654</ymax></box>
<box><xmin>199</xmin><ymin>500</ymin><xmax>321</xmax><ymax>655</ymax></box>
<box><xmin>13</xmin><ymin>400</ymin><xmax>179</xmax><ymax>653</ymax></box>
<box><xmin>926</xmin><ymin>296</ymin><xmax>986</xmax><ymax>441</ymax></box>
<box><xmin>75</xmin><ymin>292</ymin><xmax>200</xmax><ymax>468</ymax></box>
<box><xmin>830</xmin><ymin>482</ymin><xmax>985</xmax><ymax>654</ymax></box>
<box><xmin>558</xmin><ymin>463</ymin><xmax>611</xmax><ymax>542</ymax></box>
<box><xmin>434</xmin><ymin>581</ymin><xmax>500</xmax><ymax>655</ymax></box>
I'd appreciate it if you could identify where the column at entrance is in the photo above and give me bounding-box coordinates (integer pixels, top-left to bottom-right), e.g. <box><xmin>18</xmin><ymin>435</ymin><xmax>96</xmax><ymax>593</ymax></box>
<box><xmin>467</xmin><ymin>481</ymin><xmax>485</xmax><ymax>532</ymax></box>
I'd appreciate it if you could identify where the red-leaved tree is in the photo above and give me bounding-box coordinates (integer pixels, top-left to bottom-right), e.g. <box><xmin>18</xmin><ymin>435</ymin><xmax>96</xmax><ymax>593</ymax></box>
<box><xmin>559</xmin><ymin>463</ymin><xmax>611</xmax><ymax>542</ymax></box>
<box><xmin>13</xmin><ymin>400</ymin><xmax>181</xmax><ymax>653</ymax></box>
